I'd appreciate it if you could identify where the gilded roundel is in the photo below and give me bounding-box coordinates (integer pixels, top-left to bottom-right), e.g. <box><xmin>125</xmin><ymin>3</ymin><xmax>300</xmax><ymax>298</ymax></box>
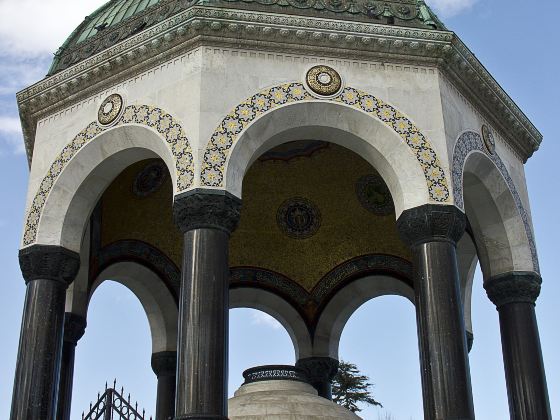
<box><xmin>133</xmin><ymin>160</ymin><xmax>168</xmax><ymax>197</ymax></box>
<box><xmin>481</xmin><ymin>124</ymin><xmax>496</xmax><ymax>154</ymax></box>
<box><xmin>356</xmin><ymin>174</ymin><xmax>395</xmax><ymax>216</ymax></box>
<box><xmin>305</xmin><ymin>65</ymin><xmax>342</xmax><ymax>97</ymax></box>
<box><xmin>98</xmin><ymin>94</ymin><xmax>124</xmax><ymax>125</ymax></box>
<box><xmin>277</xmin><ymin>197</ymin><xmax>322</xmax><ymax>239</ymax></box>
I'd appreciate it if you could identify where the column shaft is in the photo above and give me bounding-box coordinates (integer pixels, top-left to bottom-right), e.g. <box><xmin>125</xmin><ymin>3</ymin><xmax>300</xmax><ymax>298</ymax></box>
<box><xmin>397</xmin><ymin>205</ymin><xmax>474</xmax><ymax>420</ymax></box>
<box><xmin>152</xmin><ymin>351</ymin><xmax>177</xmax><ymax>420</ymax></box>
<box><xmin>176</xmin><ymin>228</ymin><xmax>229</xmax><ymax>419</ymax></box>
<box><xmin>485</xmin><ymin>272</ymin><xmax>551</xmax><ymax>419</ymax></box>
<box><xmin>56</xmin><ymin>313</ymin><xmax>86</xmax><ymax>420</ymax></box>
<box><xmin>413</xmin><ymin>241</ymin><xmax>474</xmax><ymax>419</ymax></box>
<box><xmin>11</xmin><ymin>280</ymin><xmax>67</xmax><ymax>420</ymax></box>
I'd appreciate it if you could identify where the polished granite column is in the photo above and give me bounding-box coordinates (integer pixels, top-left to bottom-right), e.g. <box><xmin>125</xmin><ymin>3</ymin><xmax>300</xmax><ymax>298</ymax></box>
<box><xmin>11</xmin><ymin>245</ymin><xmax>80</xmax><ymax>420</ymax></box>
<box><xmin>173</xmin><ymin>189</ymin><xmax>241</xmax><ymax>420</ymax></box>
<box><xmin>397</xmin><ymin>205</ymin><xmax>474</xmax><ymax>420</ymax></box>
<box><xmin>296</xmin><ymin>357</ymin><xmax>339</xmax><ymax>400</ymax></box>
<box><xmin>56</xmin><ymin>313</ymin><xmax>86</xmax><ymax>420</ymax></box>
<box><xmin>152</xmin><ymin>351</ymin><xmax>177</xmax><ymax>420</ymax></box>
<box><xmin>484</xmin><ymin>272</ymin><xmax>551</xmax><ymax>420</ymax></box>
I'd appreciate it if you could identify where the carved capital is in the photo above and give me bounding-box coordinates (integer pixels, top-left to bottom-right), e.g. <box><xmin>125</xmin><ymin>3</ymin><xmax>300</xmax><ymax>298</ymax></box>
<box><xmin>484</xmin><ymin>271</ymin><xmax>541</xmax><ymax>308</ymax></box>
<box><xmin>173</xmin><ymin>189</ymin><xmax>242</xmax><ymax>234</ymax></box>
<box><xmin>18</xmin><ymin>245</ymin><xmax>80</xmax><ymax>286</ymax></box>
<box><xmin>151</xmin><ymin>351</ymin><xmax>177</xmax><ymax>377</ymax></box>
<box><xmin>396</xmin><ymin>204</ymin><xmax>466</xmax><ymax>247</ymax></box>
<box><xmin>63</xmin><ymin>313</ymin><xmax>87</xmax><ymax>345</ymax></box>
<box><xmin>295</xmin><ymin>357</ymin><xmax>339</xmax><ymax>383</ymax></box>
<box><xmin>466</xmin><ymin>331</ymin><xmax>474</xmax><ymax>353</ymax></box>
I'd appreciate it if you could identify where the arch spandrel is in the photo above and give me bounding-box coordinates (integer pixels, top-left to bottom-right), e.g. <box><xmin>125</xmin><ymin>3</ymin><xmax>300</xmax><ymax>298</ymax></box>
<box><xmin>452</xmin><ymin>130</ymin><xmax>538</xmax><ymax>276</ymax></box>
<box><xmin>22</xmin><ymin>104</ymin><xmax>194</xmax><ymax>252</ymax></box>
<box><xmin>200</xmin><ymin>82</ymin><xmax>452</xmax><ymax>215</ymax></box>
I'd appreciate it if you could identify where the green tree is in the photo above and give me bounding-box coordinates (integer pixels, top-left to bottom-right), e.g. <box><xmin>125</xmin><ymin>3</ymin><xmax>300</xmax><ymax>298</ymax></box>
<box><xmin>332</xmin><ymin>361</ymin><xmax>382</xmax><ymax>413</ymax></box>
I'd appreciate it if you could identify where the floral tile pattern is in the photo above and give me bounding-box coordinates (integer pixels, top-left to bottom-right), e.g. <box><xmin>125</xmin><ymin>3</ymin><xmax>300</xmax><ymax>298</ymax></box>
<box><xmin>452</xmin><ymin>130</ymin><xmax>539</xmax><ymax>272</ymax></box>
<box><xmin>201</xmin><ymin>82</ymin><xmax>450</xmax><ymax>203</ymax></box>
<box><xmin>23</xmin><ymin>104</ymin><xmax>194</xmax><ymax>246</ymax></box>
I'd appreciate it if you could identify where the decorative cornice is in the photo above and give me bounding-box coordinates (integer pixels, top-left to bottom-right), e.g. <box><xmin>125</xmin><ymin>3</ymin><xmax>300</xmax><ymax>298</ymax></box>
<box><xmin>396</xmin><ymin>204</ymin><xmax>466</xmax><ymax>247</ymax></box>
<box><xmin>242</xmin><ymin>365</ymin><xmax>308</xmax><ymax>384</ymax></box>
<box><xmin>151</xmin><ymin>351</ymin><xmax>177</xmax><ymax>377</ymax></box>
<box><xmin>17</xmin><ymin>6</ymin><xmax>540</xmax><ymax>167</ymax></box>
<box><xmin>173</xmin><ymin>188</ymin><xmax>242</xmax><ymax>234</ymax></box>
<box><xmin>484</xmin><ymin>271</ymin><xmax>541</xmax><ymax>308</ymax></box>
<box><xmin>63</xmin><ymin>312</ymin><xmax>87</xmax><ymax>345</ymax></box>
<box><xmin>18</xmin><ymin>245</ymin><xmax>80</xmax><ymax>286</ymax></box>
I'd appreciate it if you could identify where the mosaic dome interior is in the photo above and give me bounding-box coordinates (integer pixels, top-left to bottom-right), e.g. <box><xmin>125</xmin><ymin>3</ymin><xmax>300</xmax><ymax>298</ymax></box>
<box><xmin>49</xmin><ymin>0</ymin><xmax>444</xmax><ymax>75</ymax></box>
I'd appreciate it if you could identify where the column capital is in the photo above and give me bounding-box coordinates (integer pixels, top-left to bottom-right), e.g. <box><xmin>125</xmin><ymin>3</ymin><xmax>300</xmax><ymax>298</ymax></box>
<box><xmin>396</xmin><ymin>204</ymin><xmax>466</xmax><ymax>247</ymax></box>
<box><xmin>173</xmin><ymin>189</ymin><xmax>241</xmax><ymax>234</ymax></box>
<box><xmin>484</xmin><ymin>271</ymin><xmax>541</xmax><ymax>308</ymax></box>
<box><xmin>18</xmin><ymin>245</ymin><xmax>80</xmax><ymax>286</ymax></box>
<box><xmin>295</xmin><ymin>357</ymin><xmax>339</xmax><ymax>383</ymax></box>
<box><xmin>63</xmin><ymin>313</ymin><xmax>87</xmax><ymax>345</ymax></box>
<box><xmin>151</xmin><ymin>351</ymin><xmax>177</xmax><ymax>377</ymax></box>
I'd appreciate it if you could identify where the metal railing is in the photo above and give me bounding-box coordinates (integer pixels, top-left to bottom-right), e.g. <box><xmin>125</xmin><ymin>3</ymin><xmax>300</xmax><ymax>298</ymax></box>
<box><xmin>82</xmin><ymin>380</ymin><xmax>152</xmax><ymax>420</ymax></box>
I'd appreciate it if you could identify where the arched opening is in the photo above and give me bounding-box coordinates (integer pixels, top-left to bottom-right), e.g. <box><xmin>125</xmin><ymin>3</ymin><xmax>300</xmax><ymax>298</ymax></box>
<box><xmin>73</xmin><ymin>281</ymin><xmax>157</xmax><ymax>418</ymax></box>
<box><xmin>462</xmin><ymin>150</ymin><xmax>534</xmax><ymax>277</ymax></box>
<box><xmin>339</xmin><ymin>295</ymin><xmax>421</xmax><ymax>419</ymax></box>
<box><xmin>228</xmin><ymin>308</ymin><xmax>294</xmax><ymax>397</ymax></box>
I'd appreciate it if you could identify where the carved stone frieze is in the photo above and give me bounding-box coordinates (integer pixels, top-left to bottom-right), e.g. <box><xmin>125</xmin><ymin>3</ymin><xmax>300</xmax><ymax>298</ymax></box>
<box><xmin>18</xmin><ymin>245</ymin><xmax>80</xmax><ymax>286</ymax></box>
<box><xmin>173</xmin><ymin>188</ymin><xmax>242</xmax><ymax>234</ymax></box>
<box><xmin>17</xmin><ymin>6</ymin><xmax>540</xmax><ymax>166</ymax></box>
<box><xmin>396</xmin><ymin>204</ymin><xmax>466</xmax><ymax>247</ymax></box>
<box><xmin>484</xmin><ymin>271</ymin><xmax>541</xmax><ymax>308</ymax></box>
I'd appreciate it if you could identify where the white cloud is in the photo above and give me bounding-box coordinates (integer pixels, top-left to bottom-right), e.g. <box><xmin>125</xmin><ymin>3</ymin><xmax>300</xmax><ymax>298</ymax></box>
<box><xmin>427</xmin><ymin>0</ymin><xmax>476</xmax><ymax>18</ymax></box>
<box><xmin>0</xmin><ymin>0</ymin><xmax>103</xmax><ymax>55</ymax></box>
<box><xmin>250</xmin><ymin>311</ymin><xmax>283</xmax><ymax>330</ymax></box>
<box><xmin>0</xmin><ymin>116</ymin><xmax>25</xmax><ymax>154</ymax></box>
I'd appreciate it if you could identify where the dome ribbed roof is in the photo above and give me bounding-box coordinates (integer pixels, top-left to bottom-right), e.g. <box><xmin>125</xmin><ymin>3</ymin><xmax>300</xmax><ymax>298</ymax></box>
<box><xmin>49</xmin><ymin>0</ymin><xmax>444</xmax><ymax>75</ymax></box>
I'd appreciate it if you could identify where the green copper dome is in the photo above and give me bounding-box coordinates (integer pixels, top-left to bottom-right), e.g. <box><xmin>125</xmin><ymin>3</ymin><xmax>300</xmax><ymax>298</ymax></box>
<box><xmin>49</xmin><ymin>0</ymin><xmax>444</xmax><ymax>75</ymax></box>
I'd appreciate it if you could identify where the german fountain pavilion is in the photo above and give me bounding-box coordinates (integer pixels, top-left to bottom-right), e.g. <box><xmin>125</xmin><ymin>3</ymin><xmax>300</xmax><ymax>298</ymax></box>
<box><xmin>11</xmin><ymin>0</ymin><xmax>551</xmax><ymax>419</ymax></box>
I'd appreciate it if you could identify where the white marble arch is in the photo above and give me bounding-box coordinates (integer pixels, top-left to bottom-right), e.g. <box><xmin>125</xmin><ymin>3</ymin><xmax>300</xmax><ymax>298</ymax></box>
<box><xmin>313</xmin><ymin>275</ymin><xmax>415</xmax><ymax>359</ymax></box>
<box><xmin>229</xmin><ymin>287</ymin><xmax>313</xmax><ymax>361</ymax></box>
<box><xmin>224</xmin><ymin>101</ymin><xmax>433</xmax><ymax>218</ymax></box>
<box><xmin>457</xmin><ymin>232</ymin><xmax>478</xmax><ymax>337</ymax></box>
<box><xmin>32</xmin><ymin>125</ymin><xmax>176</xmax><ymax>253</ymax></box>
<box><xmin>88</xmin><ymin>262</ymin><xmax>178</xmax><ymax>354</ymax></box>
<box><xmin>462</xmin><ymin>151</ymin><xmax>534</xmax><ymax>277</ymax></box>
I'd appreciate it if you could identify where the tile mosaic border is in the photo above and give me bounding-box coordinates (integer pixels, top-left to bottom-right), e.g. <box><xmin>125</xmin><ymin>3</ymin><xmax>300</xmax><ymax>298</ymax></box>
<box><xmin>23</xmin><ymin>104</ymin><xmax>194</xmax><ymax>246</ymax></box>
<box><xmin>201</xmin><ymin>82</ymin><xmax>450</xmax><ymax>203</ymax></box>
<box><xmin>452</xmin><ymin>130</ymin><xmax>539</xmax><ymax>272</ymax></box>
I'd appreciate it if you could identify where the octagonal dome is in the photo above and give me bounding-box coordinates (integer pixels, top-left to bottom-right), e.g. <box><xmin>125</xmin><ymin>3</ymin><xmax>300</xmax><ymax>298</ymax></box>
<box><xmin>48</xmin><ymin>0</ymin><xmax>444</xmax><ymax>75</ymax></box>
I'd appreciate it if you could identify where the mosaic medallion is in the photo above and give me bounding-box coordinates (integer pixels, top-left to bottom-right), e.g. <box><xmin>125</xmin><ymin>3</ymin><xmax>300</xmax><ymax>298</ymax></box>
<box><xmin>98</xmin><ymin>94</ymin><xmax>123</xmax><ymax>125</ymax></box>
<box><xmin>305</xmin><ymin>65</ymin><xmax>342</xmax><ymax>96</ymax></box>
<box><xmin>277</xmin><ymin>197</ymin><xmax>321</xmax><ymax>239</ymax></box>
<box><xmin>133</xmin><ymin>160</ymin><xmax>168</xmax><ymax>197</ymax></box>
<box><xmin>356</xmin><ymin>174</ymin><xmax>394</xmax><ymax>216</ymax></box>
<box><xmin>481</xmin><ymin>124</ymin><xmax>496</xmax><ymax>154</ymax></box>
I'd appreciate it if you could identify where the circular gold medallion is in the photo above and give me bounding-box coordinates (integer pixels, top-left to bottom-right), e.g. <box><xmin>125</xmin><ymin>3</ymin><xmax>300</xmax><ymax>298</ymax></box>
<box><xmin>481</xmin><ymin>124</ymin><xmax>496</xmax><ymax>154</ymax></box>
<box><xmin>98</xmin><ymin>94</ymin><xmax>124</xmax><ymax>125</ymax></box>
<box><xmin>305</xmin><ymin>65</ymin><xmax>342</xmax><ymax>96</ymax></box>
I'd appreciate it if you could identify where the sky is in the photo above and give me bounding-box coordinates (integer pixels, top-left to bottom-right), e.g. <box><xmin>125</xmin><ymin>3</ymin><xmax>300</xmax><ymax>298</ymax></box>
<box><xmin>0</xmin><ymin>0</ymin><xmax>559</xmax><ymax>419</ymax></box>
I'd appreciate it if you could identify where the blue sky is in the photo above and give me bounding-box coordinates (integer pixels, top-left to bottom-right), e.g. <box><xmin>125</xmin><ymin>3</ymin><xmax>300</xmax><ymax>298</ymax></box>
<box><xmin>0</xmin><ymin>0</ymin><xmax>558</xmax><ymax>419</ymax></box>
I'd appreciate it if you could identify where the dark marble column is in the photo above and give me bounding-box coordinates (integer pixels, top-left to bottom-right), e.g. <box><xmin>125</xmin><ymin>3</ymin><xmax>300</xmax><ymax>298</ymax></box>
<box><xmin>172</xmin><ymin>190</ymin><xmax>241</xmax><ymax>420</ymax></box>
<box><xmin>152</xmin><ymin>351</ymin><xmax>177</xmax><ymax>420</ymax></box>
<box><xmin>296</xmin><ymin>357</ymin><xmax>339</xmax><ymax>400</ymax></box>
<box><xmin>484</xmin><ymin>272</ymin><xmax>551</xmax><ymax>420</ymax></box>
<box><xmin>466</xmin><ymin>331</ymin><xmax>474</xmax><ymax>353</ymax></box>
<box><xmin>11</xmin><ymin>245</ymin><xmax>80</xmax><ymax>420</ymax></box>
<box><xmin>56</xmin><ymin>313</ymin><xmax>86</xmax><ymax>420</ymax></box>
<box><xmin>397</xmin><ymin>205</ymin><xmax>475</xmax><ymax>420</ymax></box>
